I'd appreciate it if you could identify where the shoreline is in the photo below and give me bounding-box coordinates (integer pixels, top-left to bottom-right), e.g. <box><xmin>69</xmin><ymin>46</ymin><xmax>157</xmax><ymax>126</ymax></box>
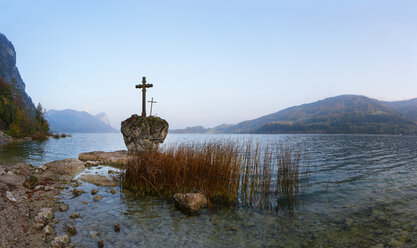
<box><xmin>0</xmin><ymin>158</ymin><xmax>90</xmax><ymax>247</ymax></box>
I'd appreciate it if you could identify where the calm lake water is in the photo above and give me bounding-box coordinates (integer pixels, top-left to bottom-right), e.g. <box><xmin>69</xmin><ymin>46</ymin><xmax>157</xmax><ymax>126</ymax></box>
<box><xmin>1</xmin><ymin>133</ymin><xmax>417</xmax><ymax>247</ymax></box>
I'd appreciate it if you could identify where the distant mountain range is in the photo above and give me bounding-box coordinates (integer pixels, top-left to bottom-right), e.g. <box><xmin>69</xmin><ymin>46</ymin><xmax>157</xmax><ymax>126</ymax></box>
<box><xmin>46</xmin><ymin>109</ymin><xmax>118</xmax><ymax>133</ymax></box>
<box><xmin>171</xmin><ymin>95</ymin><xmax>417</xmax><ymax>135</ymax></box>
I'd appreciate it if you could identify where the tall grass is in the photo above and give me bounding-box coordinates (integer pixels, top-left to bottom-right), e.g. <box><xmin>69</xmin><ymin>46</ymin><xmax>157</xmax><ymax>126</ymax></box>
<box><xmin>123</xmin><ymin>140</ymin><xmax>308</xmax><ymax>208</ymax></box>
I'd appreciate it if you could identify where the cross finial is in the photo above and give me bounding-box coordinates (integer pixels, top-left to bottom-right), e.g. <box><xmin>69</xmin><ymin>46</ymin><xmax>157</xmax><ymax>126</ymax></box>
<box><xmin>135</xmin><ymin>77</ymin><xmax>153</xmax><ymax>117</ymax></box>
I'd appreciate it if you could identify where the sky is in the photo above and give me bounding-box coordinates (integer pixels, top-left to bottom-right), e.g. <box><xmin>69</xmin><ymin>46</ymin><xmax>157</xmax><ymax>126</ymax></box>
<box><xmin>0</xmin><ymin>0</ymin><xmax>416</xmax><ymax>129</ymax></box>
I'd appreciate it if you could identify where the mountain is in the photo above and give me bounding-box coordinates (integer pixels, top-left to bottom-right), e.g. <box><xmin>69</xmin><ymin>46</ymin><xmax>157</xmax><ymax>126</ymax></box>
<box><xmin>94</xmin><ymin>112</ymin><xmax>112</xmax><ymax>126</ymax></box>
<box><xmin>384</xmin><ymin>98</ymin><xmax>417</xmax><ymax>122</ymax></box>
<box><xmin>46</xmin><ymin>109</ymin><xmax>118</xmax><ymax>133</ymax></box>
<box><xmin>170</xmin><ymin>126</ymin><xmax>207</xmax><ymax>133</ymax></box>
<box><xmin>0</xmin><ymin>33</ymin><xmax>35</xmax><ymax>113</ymax></box>
<box><xmin>175</xmin><ymin>95</ymin><xmax>417</xmax><ymax>135</ymax></box>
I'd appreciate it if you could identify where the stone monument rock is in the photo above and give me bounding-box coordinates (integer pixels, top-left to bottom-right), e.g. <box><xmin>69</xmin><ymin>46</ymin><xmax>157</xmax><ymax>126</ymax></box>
<box><xmin>120</xmin><ymin>114</ymin><xmax>168</xmax><ymax>154</ymax></box>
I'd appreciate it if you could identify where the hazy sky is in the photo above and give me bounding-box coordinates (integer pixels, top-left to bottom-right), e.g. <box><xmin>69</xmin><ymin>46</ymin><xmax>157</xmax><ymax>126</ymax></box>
<box><xmin>1</xmin><ymin>0</ymin><xmax>416</xmax><ymax>129</ymax></box>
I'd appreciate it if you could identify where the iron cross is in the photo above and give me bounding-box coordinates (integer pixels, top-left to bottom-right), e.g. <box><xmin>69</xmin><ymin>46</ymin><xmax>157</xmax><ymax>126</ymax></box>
<box><xmin>147</xmin><ymin>97</ymin><xmax>157</xmax><ymax>116</ymax></box>
<box><xmin>135</xmin><ymin>77</ymin><xmax>153</xmax><ymax>117</ymax></box>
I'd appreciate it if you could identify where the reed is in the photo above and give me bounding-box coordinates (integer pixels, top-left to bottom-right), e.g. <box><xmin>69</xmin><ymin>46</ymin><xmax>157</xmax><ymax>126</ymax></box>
<box><xmin>123</xmin><ymin>140</ymin><xmax>308</xmax><ymax>208</ymax></box>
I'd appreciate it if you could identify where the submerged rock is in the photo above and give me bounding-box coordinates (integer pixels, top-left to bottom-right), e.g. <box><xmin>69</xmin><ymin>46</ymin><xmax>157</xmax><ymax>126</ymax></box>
<box><xmin>173</xmin><ymin>193</ymin><xmax>208</xmax><ymax>214</ymax></box>
<box><xmin>89</xmin><ymin>231</ymin><xmax>99</xmax><ymax>238</ymax></box>
<box><xmin>69</xmin><ymin>213</ymin><xmax>81</xmax><ymax>219</ymax></box>
<box><xmin>59</xmin><ymin>203</ymin><xmax>69</xmax><ymax>212</ymax></box>
<box><xmin>110</xmin><ymin>189</ymin><xmax>117</xmax><ymax>194</ymax></box>
<box><xmin>98</xmin><ymin>240</ymin><xmax>104</xmax><ymax>248</ymax></box>
<box><xmin>93</xmin><ymin>195</ymin><xmax>103</xmax><ymax>201</ymax></box>
<box><xmin>91</xmin><ymin>189</ymin><xmax>99</xmax><ymax>195</ymax></box>
<box><xmin>72</xmin><ymin>189</ymin><xmax>87</xmax><ymax>197</ymax></box>
<box><xmin>120</xmin><ymin>115</ymin><xmax>168</xmax><ymax>154</ymax></box>
<box><xmin>114</xmin><ymin>224</ymin><xmax>120</xmax><ymax>232</ymax></box>
<box><xmin>79</xmin><ymin>174</ymin><xmax>118</xmax><ymax>187</ymax></box>
<box><xmin>65</xmin><ymin>223</ymin><xmax>77</xmax><ymax>236</ymax></box>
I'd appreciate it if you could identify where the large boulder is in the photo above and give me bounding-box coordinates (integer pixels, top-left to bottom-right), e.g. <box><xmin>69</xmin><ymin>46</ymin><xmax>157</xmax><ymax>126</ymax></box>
<box><xmin>173</xmin><ymin>193</ymin><xmax>208</xmax><ymax>215</ymax></box>
<box><xmin>120</xmin><ymin>115</ymin><xmax>168</xmax><ymax>154</ymax></box>
<box><xmin>78</xmin><ymin>150</ymin><xmax>131</xmax><ymax>166</ymax></box>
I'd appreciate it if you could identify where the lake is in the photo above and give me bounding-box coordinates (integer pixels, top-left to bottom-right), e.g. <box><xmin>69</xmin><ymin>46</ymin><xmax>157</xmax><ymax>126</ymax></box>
<box><xmin>1</xmin><ymin>133</ymin><xmax>417</xmax><ymax>247</ymax></box>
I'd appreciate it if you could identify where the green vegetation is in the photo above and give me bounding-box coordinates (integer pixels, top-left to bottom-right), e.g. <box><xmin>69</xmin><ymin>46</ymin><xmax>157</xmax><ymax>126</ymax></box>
<box><xmin>123</xmin><ymin>141</ymin><xmax>308</xmax><ymax>208</ymax></box>
<box><xmin>0</xmin><ymin>77</ymin><xmax>49</xmax><ymax>138</ymax></box>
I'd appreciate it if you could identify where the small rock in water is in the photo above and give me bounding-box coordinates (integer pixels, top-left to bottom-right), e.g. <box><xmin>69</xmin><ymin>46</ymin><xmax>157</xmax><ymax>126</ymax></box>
<box><xmin>23</xmin><ymin>175</ymin><xmax>38</xmax><ymax>189</ymax></box>
<box><xmin>88</xmin><ymin>231</ymin><xmax>100</xmax><ymax>238</ymax></box>
<box><xmin>65</xmin><ymin>223</ymin><xmax>77</xmax><ymax>236</ymax></box>
<box><xmin>89</xmin><ymin>231</ymin><xmax>99</xmax><ymax>238</ymax></box>
<box><xmin>6</xmin><ymin>191</ymin><xmax>17</xmax><ymax>202</ymax></box>
<box><xmin>91</xmin><ymin>189</ymin><xmax>99</xmax><ymax>195</ymax></box>
<box><xmin>98</xmin><ymin>240</ymin><xmax>104</xmax><ymax>248</ymax></box>
<box><xmin>51</xmin><ymin>235</ymin><xmax>70</xmax><ymax>248</ymax></box>
<box><xmin>94</xmin><ymin>195</ymin><xmax>103</xmax><ymax>201</ymax></box>
<box><xmin>43</xmin><ymin>225</ymin><xmax>54</xmax><ymax>235</ymax></box>
<box><xmin>70</xmin><ymin>213</ymin><xmax>81</xmax><ymax>219</ymax></box>
<box><xmin>59</xmin><ymin>203</ymin><xmax>69</xmax><ymax>212</ymax></box>
<box><xmin>82</xmin><ymin>201</ymin><xmax>89</xmax><ymax>205</ymax></box>
<box><xmin>114</xmin><ymin>224</ymin><xmax>120</xmax><ymax>232</ymax></box>
<box><xmin>72</xmin><ymin>189</ymin><xmax>86</xmax><ymax>197</ymax></box>
<box><xmin>110</xmin><ymin>189</ymin><xmax>117</xmax><ymax>194</ymax></box>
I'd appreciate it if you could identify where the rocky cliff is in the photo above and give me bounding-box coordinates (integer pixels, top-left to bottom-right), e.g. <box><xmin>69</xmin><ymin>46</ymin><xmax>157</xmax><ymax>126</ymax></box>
<box><xmin>0</xmin><ymin>33</ymin><xmax>35</xmax><ymax>114</ymax></box>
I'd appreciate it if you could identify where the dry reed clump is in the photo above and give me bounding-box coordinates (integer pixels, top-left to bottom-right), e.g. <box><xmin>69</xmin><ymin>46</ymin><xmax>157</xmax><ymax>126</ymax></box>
<box><xmin>123</xmin><ymin>140</ymin><xmax>308</xmax><ymax>208</ymax></box>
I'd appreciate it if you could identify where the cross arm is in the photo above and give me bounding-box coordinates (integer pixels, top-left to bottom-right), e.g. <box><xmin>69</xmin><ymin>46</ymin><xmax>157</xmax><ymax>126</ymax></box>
<box><xmin>136</xmin><ymin>84</ymin><xmax>153</xmax><ymax>88</ymax></box>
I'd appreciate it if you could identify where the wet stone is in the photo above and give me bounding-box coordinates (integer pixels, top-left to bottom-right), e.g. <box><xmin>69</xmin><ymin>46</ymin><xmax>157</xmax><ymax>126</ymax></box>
<box><xmin>59</xmin><ymin>203</ymin><xmax>69</xmax><ymax>212</ymax></box>
<box><xmin>72</xmin><ymin>188</ymin><xmax>87</xmax><ymax>197</ymax></box>
<box><xmin>110</xmin><ymin>189</ymin><xmax>117</xmax><ymax>194</ymax></box>
<box><xmin>66</xmin><ymin>223</ymin><xmax>77</xmax><ymax>236</ymax></box>
<box><xmin>94</xmin><ymin>195</ymin><xmax>103</xmax><ymax>201</ymax></box>
<box><xmin>91</xmin><ymin>189</ymin><xmax>99</xmax><ymax>195</ymax></box>
<box><xmin>98</xmin><ymin>239</ymin><xmax>104</xmax><ymax>248</ymax></box>
<box><xmin>114</xmin><ymin>224</ymin><xmax>120</xmax><ymax>232</ymax></box>
<box><xmin>89</xmin><ymin>231</ymin><xmax>99</xmax><ymax>238</ymax></box>
<box><xmin>70</xmin><ymin>213</ymin><xmax>81</xmax><ymax>219</ymax></box>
